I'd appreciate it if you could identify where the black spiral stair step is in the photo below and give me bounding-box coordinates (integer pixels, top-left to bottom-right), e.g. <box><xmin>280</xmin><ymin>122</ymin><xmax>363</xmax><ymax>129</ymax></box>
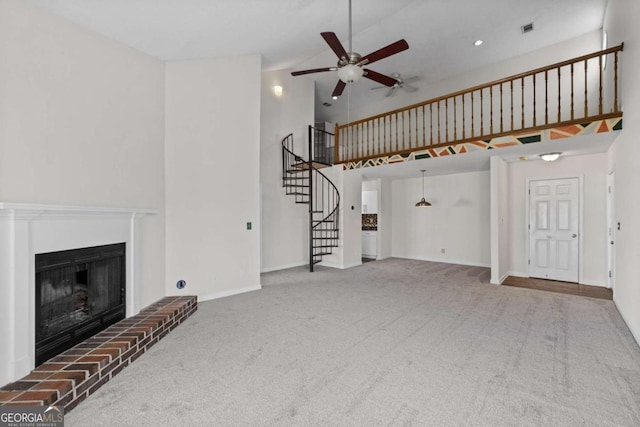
<box><xmin>312</xmin><ymin>252</ymin><xmax>332</xmax><ymax>257</ymax></box>
<box><xmin>287</xmin><ymin>192</ymin><xmax>310</xmax><ymax>196</ymax></box>
<box><xmin>312</xmin><ymin>237</ymin><xmax>339</xmax><ymax>240</ymax></box>
<box><xmin>295</xmin><ymin>201</ymin><xmax>310</xmax><ymax>204</ymax></box>
<box><xmin>313</xmin><ymin>219</ymin><xmax>335</xmax><ymax>223</ymax></box>
<box><xmin>312</xmin><ymin>245</ymin><xmax>338</xmax><ymax>249</ymax></box>
<box><xmin>291</xmin><ymin>161</ymin><xmax>332</xmax><ymax>170</ymax></box>
<box><xmin>286</xmin><ymin>169</ymin><xmax>309</xmax><ymax>174</ymax></box>
<box><xmin>283</xmin><ymin>184</ymin><xmax>310</xmax><ymax>188</ymax></box>
<box><xmin>312</xmin><ymin>228</ymin><xmax>339</xmax><ymax>232</ymax></box>
<box><xmin>283</xmin><ymin>176</ymin><xmax>309</xmax><ymax>180</ymax></box>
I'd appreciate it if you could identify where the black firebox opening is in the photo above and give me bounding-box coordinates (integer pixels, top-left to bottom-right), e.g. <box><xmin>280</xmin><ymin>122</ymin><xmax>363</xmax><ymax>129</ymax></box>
<box><xmin>35</xmin><ymin>243</ymin><xmax>126</xmax><ymax>366</ymax></box>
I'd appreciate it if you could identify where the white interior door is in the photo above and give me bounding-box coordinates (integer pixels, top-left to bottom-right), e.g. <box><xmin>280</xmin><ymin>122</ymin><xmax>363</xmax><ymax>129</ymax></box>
<box><xmin>529</xmin><ymin>178</ymin><xmax>580</xmax><ymax>282</ymax></box>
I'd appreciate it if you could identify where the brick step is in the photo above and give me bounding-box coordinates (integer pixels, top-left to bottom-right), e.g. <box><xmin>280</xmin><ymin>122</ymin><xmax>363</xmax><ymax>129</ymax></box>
<box><xmin>0</xmin><ymin>296</ymin><xmax>197</xmax><ymax>412</ymax></box>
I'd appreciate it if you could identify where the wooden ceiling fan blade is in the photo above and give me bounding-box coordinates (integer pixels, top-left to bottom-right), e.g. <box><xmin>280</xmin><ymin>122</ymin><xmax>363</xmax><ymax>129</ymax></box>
<box><xmin>359</xmin><ymin>39</ymin><xmax>409</xmax><ymax>65</ymax></box>
<box><xmin>332</xmin><ymin>80</ymin><xmax>347</xmax><ymax>97</ymax></box>
<box><xmin>321</xmin><ymin>32</ymin><xmax>349</xmax><ymax>61</ymax></box>
<box><xmin>363</xmin><ymin>69</ymin><xmax>398</xmax><ymax>87</ymax></box>
<box><xmin>291</xmin><ymin>67</ymin><xmax>337</xmax><ymax>76</ymax></box>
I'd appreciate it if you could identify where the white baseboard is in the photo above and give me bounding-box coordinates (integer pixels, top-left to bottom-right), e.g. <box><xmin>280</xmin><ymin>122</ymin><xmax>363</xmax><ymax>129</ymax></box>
<box><xmin>260</xmin><ymin>262</ymin><xmax>307</xmax><ymax>273</ymax></box>
<box><xmin>491</xmin><ymin>271</ymin><xmax>510</xmax><ymax>285</ymax></box>
<box><xmin>318</xmin><ymin>260</ymin><xmax>362</xmax><ymax>269</ymax></box>
<box><xmin>341</xmin><ymin>261</ymin><xmax>363</xmax><ymax>269</ymax></box>
<box><xmin>199</xmin><ymin>284</ymin><xmax>262</xmax><ymax>303</ymax></box>
<box><xmin>395</xmin><ymin>255</ymin><xmax>490</xmax><ymax>268</ymax></box>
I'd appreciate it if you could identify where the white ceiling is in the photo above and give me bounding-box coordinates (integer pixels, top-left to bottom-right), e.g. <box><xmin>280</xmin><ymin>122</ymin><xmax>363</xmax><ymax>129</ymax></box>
<box><xmin>25</xmin><ymin>0</ymin><xmax>612</xmax><ymax>180</ymax></box>
<box><xmin>28</xmin><ymin>0</ymin><xmax>606</xmax><ymax>107</ymax></box>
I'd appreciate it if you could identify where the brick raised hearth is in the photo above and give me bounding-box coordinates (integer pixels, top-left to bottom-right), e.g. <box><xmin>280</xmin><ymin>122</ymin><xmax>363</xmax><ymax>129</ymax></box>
<box><xmin>0</xmin><ymin>296</ymin><xmax>197</xmax><ymax>412</ymax></box>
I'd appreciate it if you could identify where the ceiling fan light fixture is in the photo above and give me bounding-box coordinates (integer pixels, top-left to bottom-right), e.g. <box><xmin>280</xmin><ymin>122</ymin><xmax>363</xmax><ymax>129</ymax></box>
<box><xmin>338</xmin><ymin>64</ymin><xmax>364</xmax><ymax>83</ymax></box>
<box><xmin>540</xmin><ymin>152</ymin><xmax>562</xmax><ymax>162</ymax></box>
<box><xmin>473</xmin><ymin>39</ymin><xmax>484</xmax><ymax>46</ymax></box>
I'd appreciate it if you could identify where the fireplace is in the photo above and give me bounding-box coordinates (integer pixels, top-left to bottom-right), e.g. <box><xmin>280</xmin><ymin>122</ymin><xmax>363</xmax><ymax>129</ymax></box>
<box><xmin>35</xmin><ymin>243</ymin><xmax>126</xmax><ymax>365</ymax></box>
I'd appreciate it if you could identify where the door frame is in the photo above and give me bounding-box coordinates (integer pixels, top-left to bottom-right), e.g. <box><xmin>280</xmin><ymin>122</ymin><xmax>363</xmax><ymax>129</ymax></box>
<box><xmin>525</xmin><ymin>175</ymin><xmax>584</xmax><ymax>283</ymax></box>
<box><xmin>607</xmin><ymin>172</ymin><xmax>615</xmax><ymax>290</ymax></box>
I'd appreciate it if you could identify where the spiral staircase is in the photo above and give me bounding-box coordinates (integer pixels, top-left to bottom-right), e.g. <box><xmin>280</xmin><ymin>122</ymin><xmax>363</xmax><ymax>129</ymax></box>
<box><xmin>282</xmin><ymin>126</ymin><xmax>340</xmax><ymax>272</ymax></box>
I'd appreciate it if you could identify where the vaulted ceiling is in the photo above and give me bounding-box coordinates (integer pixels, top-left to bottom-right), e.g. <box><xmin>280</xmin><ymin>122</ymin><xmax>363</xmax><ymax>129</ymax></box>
<box><xmin>27</xmin><ymin>0</ymin><xmax>606</xmax><ymax>105</ymax></box>
<box><xmin>25</xmin><ymin>0</ymin><xmax>610</xmax><ymax>178</ymax></box>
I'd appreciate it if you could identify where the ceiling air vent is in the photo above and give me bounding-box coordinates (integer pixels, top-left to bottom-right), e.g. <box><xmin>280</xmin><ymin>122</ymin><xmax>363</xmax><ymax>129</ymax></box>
<box><xmin>521</xmin><ymin>22</ymin><xmax>534</xmax><ymax>34</ymax></box>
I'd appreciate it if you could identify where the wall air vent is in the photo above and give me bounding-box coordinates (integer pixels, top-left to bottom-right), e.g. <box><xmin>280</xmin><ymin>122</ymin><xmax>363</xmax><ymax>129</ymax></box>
<box><xmin>521</xmin><ymin>22</ymin><xmax>534</xmax><ymax>34</ymax></box>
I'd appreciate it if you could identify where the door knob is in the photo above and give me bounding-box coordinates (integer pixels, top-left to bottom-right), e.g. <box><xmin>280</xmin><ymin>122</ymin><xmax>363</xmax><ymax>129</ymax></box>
<box><xmin>572</xmin><ymin>234</ymin><xmax>577</xmax><ymax>238</ymax></box>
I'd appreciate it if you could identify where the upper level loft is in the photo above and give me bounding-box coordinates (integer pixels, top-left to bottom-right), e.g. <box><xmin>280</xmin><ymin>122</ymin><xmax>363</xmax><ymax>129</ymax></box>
<box><xmin>332</xmin><ymin>45</ymin><xmax>623</xmax><ymax>170</ymax></box>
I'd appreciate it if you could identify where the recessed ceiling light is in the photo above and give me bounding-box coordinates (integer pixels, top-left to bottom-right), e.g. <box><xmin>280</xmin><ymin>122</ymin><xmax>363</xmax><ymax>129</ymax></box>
<box><xmin>473</xmin><ymin>40</ymin><xmax>483</xmax><ymax>46</ymax></box>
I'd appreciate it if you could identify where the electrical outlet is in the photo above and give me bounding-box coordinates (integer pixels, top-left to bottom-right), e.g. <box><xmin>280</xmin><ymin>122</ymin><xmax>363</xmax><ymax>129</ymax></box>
<box><xmin>441</xmin><ymin>248</ymin><xmax>445</xmax><ymax>254</ymax></box>
<box><xmin>246</xmin><ymin>222</ymin><xmax>252</xmax><ymax>230</ymax></box>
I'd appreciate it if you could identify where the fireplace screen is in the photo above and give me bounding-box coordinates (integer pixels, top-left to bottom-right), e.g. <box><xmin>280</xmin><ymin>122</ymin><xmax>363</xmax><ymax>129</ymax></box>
<box><xmin>35</xmin><ymin>243</ymin><xmax>126</xmax><ymax>365</ymax></box>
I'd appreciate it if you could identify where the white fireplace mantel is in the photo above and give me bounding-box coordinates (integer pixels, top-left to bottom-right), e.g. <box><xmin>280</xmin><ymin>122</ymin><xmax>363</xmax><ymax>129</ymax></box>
<box><xmin>0</xmin><ymin>202</ymin><xmax>156</xmax><ymax>219</ymax></box>
<box><xmin>0</xmin><ymin>202</ymin><xmax>157</xmax><ymax>386</ymax></box>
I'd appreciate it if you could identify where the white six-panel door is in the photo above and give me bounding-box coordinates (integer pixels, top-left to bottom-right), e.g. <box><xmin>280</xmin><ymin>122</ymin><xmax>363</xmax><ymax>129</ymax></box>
<box><xmin>529</xmin><ymin>178</ymin><xmax>580</xmax><ymax>282</ymax></box>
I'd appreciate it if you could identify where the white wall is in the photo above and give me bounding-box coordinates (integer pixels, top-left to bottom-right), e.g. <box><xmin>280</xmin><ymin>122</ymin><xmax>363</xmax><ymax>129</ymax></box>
<box><xmin>361</xmin><ymin>190</ymin><xmax>378</xmax><ymax>213</ymax></box>
<box><xmin>0</xmin><ymin>0</ymin><xmax>166</xmax><ymax>385</ymax></box>
<box><xmin>318</xmin><ymin>166</ymin><xmax>362</xmax><ymax>269</ymax></box>
<box><xmin>341</xmin><ymin>170</ymin><xmax>364</xmax><ymax>268</ymax></box>
<box><xmin>260</xmin><ymin>69</ymin><xmax>315</xmax><ymax>272</ymax></box>
<box><xmin>490</xmin><ymin>156</ymin><xmax>510</xmax><ymax>284</ymax></box>
<box><xmin>392</xmin><ymin>171</ymin><xmax>491</xmax><ymax>267</ymax></box>
<box><xmin>508</xmin><ymin>153</ymin><xmax>608</xmax><ymax>286</ymax></box>
<box><xmin>378</xmin><ymin>179</ymin><xmax>393</xmax><ymax>259</ymax></box>
<box><xmin>165</xmin><ymin>55</ymin><xmax>262</xmax><ymax>300</ymax></box>
<box><xmin>604</xmin><ymin>0</ymin><xmax>640</xmax><ymax>343</ymax></box>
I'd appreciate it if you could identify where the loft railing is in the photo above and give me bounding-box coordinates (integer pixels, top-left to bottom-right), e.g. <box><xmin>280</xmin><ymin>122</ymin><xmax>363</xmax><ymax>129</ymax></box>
<box><xmin>334</xmin><ymin>44</ymin><xmax>624</xmax><ymax>164</ymax></box>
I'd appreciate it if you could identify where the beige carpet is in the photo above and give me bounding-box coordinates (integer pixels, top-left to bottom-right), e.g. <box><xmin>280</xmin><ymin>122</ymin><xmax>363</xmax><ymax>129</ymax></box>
<box><xmin>66</xmin><ymin>258</ymin><xmax>640</xmax><ymax>426</ymax></box>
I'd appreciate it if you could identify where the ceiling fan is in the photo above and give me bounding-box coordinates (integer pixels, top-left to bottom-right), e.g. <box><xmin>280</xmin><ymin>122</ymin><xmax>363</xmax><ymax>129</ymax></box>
<box><xmin>372</xmin><ymin>72</ymin><xmax>421</xmax><ymax>97</ymax></box>
<box><xmin>291</xmin><ymin>0</ymin><xmax>409</xmax><ymax>98</ymax></box>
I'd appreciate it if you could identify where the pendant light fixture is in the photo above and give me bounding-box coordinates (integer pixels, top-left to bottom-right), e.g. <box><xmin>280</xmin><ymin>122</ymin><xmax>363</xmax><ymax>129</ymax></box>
<box><xmin>415</xmin><ymin>169</ymin><xmax>432</xmax><ymax>207</ymax></box>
